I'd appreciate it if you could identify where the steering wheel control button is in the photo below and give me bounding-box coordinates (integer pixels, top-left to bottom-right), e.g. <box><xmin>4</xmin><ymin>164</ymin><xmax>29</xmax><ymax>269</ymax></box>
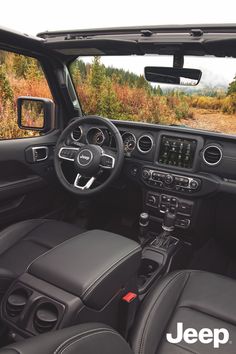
<box><xmin>100</xmin><ymin>154</ymin><xmax>115</xmax><ymax>169</ymax></box>
<box><xmin>59</xmin><ymin>148</ymin><xmax>78</xmax><ymax>161</ymax></box>
<box><xmin>77</xmin><ymin>149</ymin><xmax>93</xmax><ymax>166</ymax></box>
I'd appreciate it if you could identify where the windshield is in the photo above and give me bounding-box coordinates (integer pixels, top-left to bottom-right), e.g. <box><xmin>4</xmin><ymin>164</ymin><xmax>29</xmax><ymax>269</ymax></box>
<box><xmin>69</xmin><ymin>55</ymin><xmax>236</xmax><ymax>135</ymax></box>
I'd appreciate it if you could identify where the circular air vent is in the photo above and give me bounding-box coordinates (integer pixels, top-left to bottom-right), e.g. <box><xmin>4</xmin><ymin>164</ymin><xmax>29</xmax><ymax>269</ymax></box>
<box><xmin>6</xmin><ymin>288</ymin><xmax>29</xmax><ymax>317</ymax></box>
<box><xmin>203</xmin><ymin>145</ymin><xmax>223</xmax><ymax>166</ymax></box>
<box><xmin>71</xmin><ymin>126</ymin><xmax>82</xmax><ymax>141</ymax></box>
<box><xmin>137</xmin><ymin>135</ymin><xmax>153</xmax><ymax>153</ymax></box>
<box><xmin>34</xmin><ymin>303</ymin><xmax>58</xmax><ymax>333</ymax></box>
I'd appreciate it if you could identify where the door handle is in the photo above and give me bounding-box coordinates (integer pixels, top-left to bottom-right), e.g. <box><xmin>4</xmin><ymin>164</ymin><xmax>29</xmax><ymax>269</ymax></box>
<box><xmin>25</xmin><ymin>146</ymin><xmax>49</xmax><ymax>163</ymax></box>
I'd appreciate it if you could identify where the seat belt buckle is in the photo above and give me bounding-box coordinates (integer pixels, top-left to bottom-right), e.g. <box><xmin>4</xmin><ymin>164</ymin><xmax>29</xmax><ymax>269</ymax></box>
<box><xmin>119</xmin><ymin>292</ymin><xmax>138</xmax><ymax>338</ymax></box>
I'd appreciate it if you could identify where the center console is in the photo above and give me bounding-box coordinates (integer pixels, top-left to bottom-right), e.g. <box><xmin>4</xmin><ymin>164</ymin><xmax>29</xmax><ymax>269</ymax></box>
<box><xmin>138</xmin><ymin>210</ymin><xmax>192</xmax><ymax>295</ymax></box>
<box><xmin>146</xmin><ymin>191</ymin><xmax>194</xmax><ymax>229</ymax></box>
<box><xmin>1</xmin><ymin>230</ymin><xmax>141</xmax><ymax>338</ymax></box>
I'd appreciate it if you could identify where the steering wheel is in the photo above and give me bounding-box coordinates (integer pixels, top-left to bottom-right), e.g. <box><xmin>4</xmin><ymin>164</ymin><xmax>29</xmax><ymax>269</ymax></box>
<box><xmin>54</xmin><ymin>116</ymin><xmax>124</xmax><ymax>196</ymax></box>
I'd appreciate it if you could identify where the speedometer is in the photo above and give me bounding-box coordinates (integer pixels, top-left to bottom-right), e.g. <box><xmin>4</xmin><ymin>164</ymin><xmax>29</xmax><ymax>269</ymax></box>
<box><xmin>122</xmin><ymin>132</ymin><xmax>136</xmax><ymax>153</ymax></box>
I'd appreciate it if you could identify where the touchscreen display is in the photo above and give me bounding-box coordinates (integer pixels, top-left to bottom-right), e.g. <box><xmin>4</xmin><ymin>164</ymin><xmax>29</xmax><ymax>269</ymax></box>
<box><xmin>158</xmin><ymin>136</ymin><xmax>197</xmax><ymax>169</ymax></box>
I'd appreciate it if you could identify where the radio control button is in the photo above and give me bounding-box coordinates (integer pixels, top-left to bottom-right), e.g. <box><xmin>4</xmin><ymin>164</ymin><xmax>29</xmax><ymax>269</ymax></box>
<box><xmin>142</xmin><ymin>169</ymin><xmax>150</xmax><ymax>179</ymax></box>
<box><xmin>190</xmin><ymin>179</ymin><xmax>199</xmax><ymax>189</ymax></box>
<box><xmin>165</xmin><ymin>174</ymin><xmax>174</xmax><ymax>184</ymax></box>
<box><xmin>183</xmin><ymin>178</ymin><xmax>189</xmax><ymax>186</ymax></box>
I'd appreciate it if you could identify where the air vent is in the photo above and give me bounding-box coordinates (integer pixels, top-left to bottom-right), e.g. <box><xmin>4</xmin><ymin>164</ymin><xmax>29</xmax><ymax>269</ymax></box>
<box><xmin>203</xmin><ymin>145</ymin><xmax>223</xmax><ymax>166</ymax></box>
<box><xmin>137</xmin><ymin>135</ymin><xmax>153</xmax><ymax>153</ymax></box>
<box><xmin>6</xmin><ymin>288</ymin><xmax>29</xmax><ymax>317</ymax></box>
<box><xmin>34</xmin><ymin>303</ymin><xmax>58</xmax><ymax>333</ymax></box>
<box><xmin>71</xmin><ymin>126</ymin><xmax>82</xmax><ymax>141</ymax></box>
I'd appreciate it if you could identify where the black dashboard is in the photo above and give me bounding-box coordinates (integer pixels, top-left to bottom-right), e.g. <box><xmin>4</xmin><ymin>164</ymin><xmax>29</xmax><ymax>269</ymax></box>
<box><xmin>66</xmin><ymin>118</ymin><xmax>236</xmax><ymax>231</ymax></box>
<box><xmin>69</xmin><ymin>120</ymin><xmax>236</xmax><ymax>179</ymax></box>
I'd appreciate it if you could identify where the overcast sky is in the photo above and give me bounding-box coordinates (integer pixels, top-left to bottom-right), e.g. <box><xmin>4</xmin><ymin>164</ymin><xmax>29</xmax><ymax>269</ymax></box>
<box><xmin>1</xmin><ymin>0</ymin><xmax>236</xmax><ymax>35</ymax></box>
<box><xmin>1</xmin><ymin>0</ymin><xmax>236</xmax><ymax>88</ymax></box>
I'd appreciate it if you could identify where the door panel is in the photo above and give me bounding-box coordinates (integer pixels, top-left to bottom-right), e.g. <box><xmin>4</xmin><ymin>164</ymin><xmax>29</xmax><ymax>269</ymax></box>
<box><xmin>0</xmin><ymin>130</ymin><xmax>67</xmax><ymax>228</ymax></box>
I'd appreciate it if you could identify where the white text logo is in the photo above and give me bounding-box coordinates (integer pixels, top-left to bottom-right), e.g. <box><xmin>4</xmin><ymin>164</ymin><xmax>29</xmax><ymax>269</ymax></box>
<box><xmin>166</xmin><ymin>322</ymin><xmax>230</xmax><ymax>348</ymax></box>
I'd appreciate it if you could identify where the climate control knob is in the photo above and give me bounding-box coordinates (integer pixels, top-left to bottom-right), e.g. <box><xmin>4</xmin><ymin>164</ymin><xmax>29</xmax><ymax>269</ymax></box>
<box><xmin>142</xmin><ymin>169</ymin><xmax>151</xmax><ymax>180</ymax></box>
<box><xmin>165</xmin><ymin>174</ymin><xmax>174</xmax><ymax>185</ymax></box>
<box><xmin>148</xmin><ymin>195</ymin><xmax>156</xmax><ymax>205</ymax></box>
<box><xmin>190</xmin><ymin>179</ymin><xmax>199</xmax><ymax>190</ymax></box>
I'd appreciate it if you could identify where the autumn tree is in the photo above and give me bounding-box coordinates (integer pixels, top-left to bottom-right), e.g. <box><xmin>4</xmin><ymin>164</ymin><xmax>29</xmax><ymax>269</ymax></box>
<box><xmin>0</xmin><ymin>64</ymin><xmax>14</xmax><ymax>105</ymax></box>
<box><xmin>99</xmin><ymin>79</ymin><xmax>120</xmax><ymax>118</ymax></box>
<box><xmin>90</xmin><ymin>57</ymin><xmax>105</xmax><ymax>89</ymax></box>
<box><xmin>228</xmin><ymin>75</ymin><xmax>236</xmax><ymax>95</ymax></box>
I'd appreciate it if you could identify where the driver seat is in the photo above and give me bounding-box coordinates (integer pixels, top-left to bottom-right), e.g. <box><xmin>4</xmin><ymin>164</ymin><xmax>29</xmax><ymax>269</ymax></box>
<box><xmin>0</xmin><ymin>219</ymin><xmax>83</xmax><ymax>298</ymax></box>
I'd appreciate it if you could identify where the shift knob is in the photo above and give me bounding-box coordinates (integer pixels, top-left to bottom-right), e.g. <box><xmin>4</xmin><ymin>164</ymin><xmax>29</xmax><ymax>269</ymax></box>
<box><xmin>162</xmin><ymin>212</ymin><xmax>176</xmax><ymax>232</ymax></box>
<box><xmin>139</xmin><ymin>212</ymin><xmax>149</xmax><ymax>227</ymax></box>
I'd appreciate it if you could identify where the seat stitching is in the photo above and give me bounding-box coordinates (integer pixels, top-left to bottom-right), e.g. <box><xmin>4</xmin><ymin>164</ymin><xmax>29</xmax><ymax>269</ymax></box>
<box><xmin>82</xmin><ymin>246</ymin><xmax>141</xmax><ymax>299</ymax></box>
<box><xmin>26</xmin><ymin>232</ymin><xmax>89</xmax><ymax>272</ymax></box>
<box><xmin>138</xmin><ymin>271</ymin><xmax>191</xmax><ymax>354</ymax></box>
<box><xmin>56</xmin><ymin>330</ymin><xmax>125</xmax><ymax>354</ymax></box>
<box><xmin>54</xmin><ymin>328</ymin><xmax>118</xmax><ymax>353</ymax></box>
<box><xmin>178</xmin><ymin>305</ymin><xmax>236</xmax><ymax>327</ymax></box>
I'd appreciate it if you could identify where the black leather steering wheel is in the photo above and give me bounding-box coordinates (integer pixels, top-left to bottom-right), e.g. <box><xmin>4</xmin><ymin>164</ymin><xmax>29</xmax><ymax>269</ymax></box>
<box><xmin>54</xmin><ymin>116</ymin><xmax>124</xmax><ymax>196</ymax></box>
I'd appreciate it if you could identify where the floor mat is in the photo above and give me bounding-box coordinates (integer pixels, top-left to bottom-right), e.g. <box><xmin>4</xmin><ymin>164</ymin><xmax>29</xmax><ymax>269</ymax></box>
<box><xmin>189</xmin><ymin>238</ymin><xmax>236</xmax><ymax>279</ymax></box>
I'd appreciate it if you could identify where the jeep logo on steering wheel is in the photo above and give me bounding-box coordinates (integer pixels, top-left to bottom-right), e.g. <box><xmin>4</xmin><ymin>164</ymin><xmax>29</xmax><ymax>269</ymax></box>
<box><xmin>77</xmin><ymin>149</ymin><xmax>93</xmax><ymax>166</ymax></box>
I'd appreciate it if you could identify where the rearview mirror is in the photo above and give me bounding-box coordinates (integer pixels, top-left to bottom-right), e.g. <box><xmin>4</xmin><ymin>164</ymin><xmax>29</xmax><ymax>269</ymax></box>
<box><xmin>144</xmin><ymin>67</ymin><xmax>202</xmax><ymax>86</ymax></box>
<box><xmin>17</xmin><ymin>96</ymin><xmax>54</xmax><ymax>132</ymax></box>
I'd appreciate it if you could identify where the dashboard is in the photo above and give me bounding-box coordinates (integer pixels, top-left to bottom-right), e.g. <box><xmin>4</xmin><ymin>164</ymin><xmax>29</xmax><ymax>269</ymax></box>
<box><xmin>67</xmin><ymin>118</ymin><xmax>236</xmax><ymax>199</ymax></box>
<box><xmin>66</xmin><ymin>118</ymin><xmax>236</xmax><ymax>231</ymax></box>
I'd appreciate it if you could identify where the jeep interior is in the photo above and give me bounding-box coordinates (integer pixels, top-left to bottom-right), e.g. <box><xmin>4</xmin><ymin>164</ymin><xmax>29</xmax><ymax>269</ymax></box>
<box><xmin>1</xmin><ymin>24</ymin><xmax>236</xmax><ymax>354</ymax></box>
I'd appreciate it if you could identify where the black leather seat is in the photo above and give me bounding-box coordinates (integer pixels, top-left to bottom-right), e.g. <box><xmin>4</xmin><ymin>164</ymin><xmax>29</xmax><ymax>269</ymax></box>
<box><xmin>0</xmin><ymin>219</ymin><xmax>83</xmax><ymax>297</ymax></box>
<box><xmin>1</xmin><ymin>270</ymin><xmax>236</xmax><ymax>353</ymax></box>
<box><xmin>0</xmin><ymin>323</ymin><xmax>133</xmax><ymax>354</ymax></box>
<box><xmin>131</xmin><ymin>270</ymin><xmax>236</xmax><ymax>354</ymax></box>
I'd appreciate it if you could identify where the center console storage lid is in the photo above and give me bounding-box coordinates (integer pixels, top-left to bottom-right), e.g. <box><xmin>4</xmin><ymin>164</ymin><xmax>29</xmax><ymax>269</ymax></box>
<box><xmin>28</xmin><ymin>230</ymin><xmax>141</xmax><ymax>309</ymax></box>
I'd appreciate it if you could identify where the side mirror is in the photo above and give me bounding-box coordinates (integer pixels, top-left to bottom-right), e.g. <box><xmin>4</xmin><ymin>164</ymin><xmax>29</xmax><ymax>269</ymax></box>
<box><xmin>144</xmin><ymin>66</ymin><xmax>202</xmax><ymax>86</ymax></box>
<box><xmin>17</xmin><ymin>96</ymin><xmax>54</xmax><ymax>132</ymax></box>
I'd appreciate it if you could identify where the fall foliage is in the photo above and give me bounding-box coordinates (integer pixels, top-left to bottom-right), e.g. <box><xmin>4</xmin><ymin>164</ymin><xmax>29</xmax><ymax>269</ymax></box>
<box><xmin>0</xmin><ymin>51</ymin><xmax>51</xmax><ymax>139</ymax></box>
<box><xmin>70</xmin><ymin>57</ymin><xmax>236</xmax><ymax>134</ymax></box>
<box><xmin>1</xmin><ymin>51</ymin><xmax>236</xmax><ymax>140</ymax></box>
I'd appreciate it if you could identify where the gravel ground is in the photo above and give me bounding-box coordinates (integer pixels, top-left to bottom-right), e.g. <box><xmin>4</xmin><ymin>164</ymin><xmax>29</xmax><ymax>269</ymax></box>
<box><xmin>180</xmin><ymin>108</ymin><xmax>236</xmax><ymax>136</ymax></box>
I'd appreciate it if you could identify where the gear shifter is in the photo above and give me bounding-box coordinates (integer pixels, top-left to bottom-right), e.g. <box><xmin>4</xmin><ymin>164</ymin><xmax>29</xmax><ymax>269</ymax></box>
<box><xmin>139</xmin><ymin>212</ymin><xmax>150</xmax><ymax>246</ymax></box>
<box><xmin>152</xmin><ymin>211</ymin><xmax>178</xmax><ymax>249</ymax></box>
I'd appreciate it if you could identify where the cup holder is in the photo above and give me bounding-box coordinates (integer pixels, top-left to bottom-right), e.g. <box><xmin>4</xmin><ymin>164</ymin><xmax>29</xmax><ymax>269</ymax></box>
<box><xmin>138</xmin><ymin>258</ymin><xmax>159</xmax><ymax>287</ymax></box>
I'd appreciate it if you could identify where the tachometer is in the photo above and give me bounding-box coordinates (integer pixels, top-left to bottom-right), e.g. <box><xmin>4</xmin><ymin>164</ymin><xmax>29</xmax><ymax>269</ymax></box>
<box><xmin>87</xmin><ymin>128</ymin><xmax>105</xmax><ymax>146</ymax></box>
<box><xmin>122</xmin><ymin>132</ymin><xmax>136</xmax><ymax>153</ymax></box>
